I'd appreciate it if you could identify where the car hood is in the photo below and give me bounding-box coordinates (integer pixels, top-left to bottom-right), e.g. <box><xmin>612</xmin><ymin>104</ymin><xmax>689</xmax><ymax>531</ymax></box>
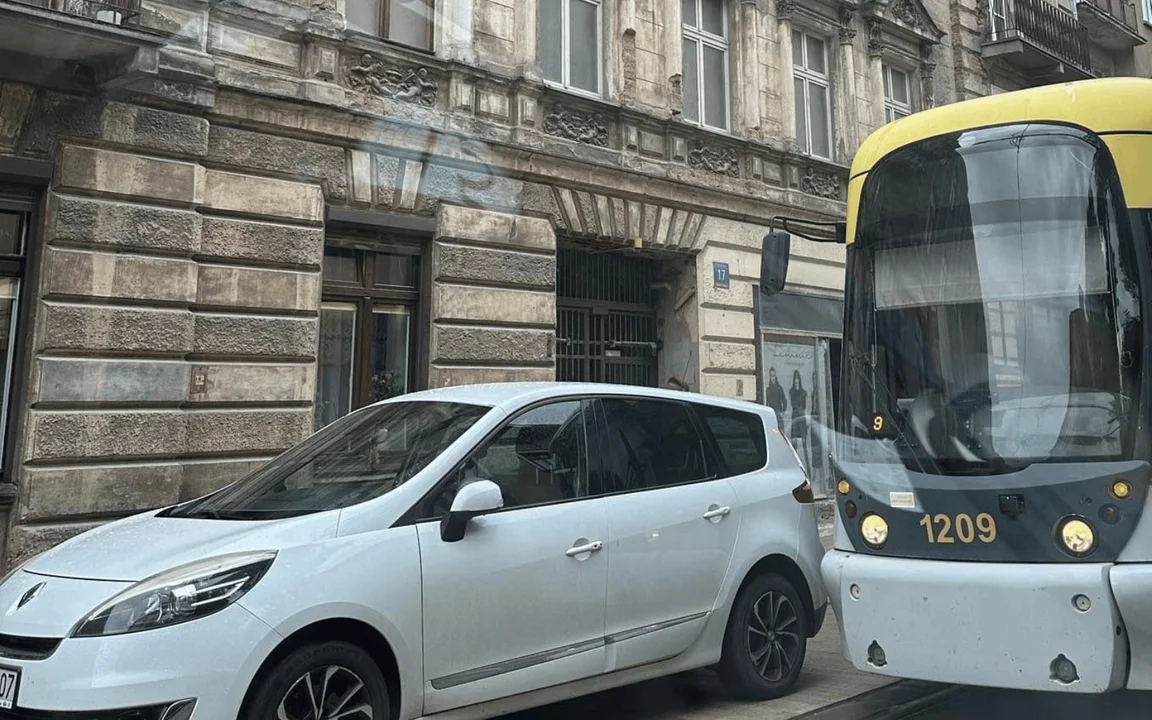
<box><xmin>23</xmin><ymin>510</ymin><xmax>340</xmax><ymax>583</ymax></box>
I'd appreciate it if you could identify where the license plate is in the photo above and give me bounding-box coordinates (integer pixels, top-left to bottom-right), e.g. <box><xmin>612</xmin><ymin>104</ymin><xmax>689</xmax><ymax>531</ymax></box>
<box><xmin>0</xmin><ymin>666</ymin><xmax>19</xmax><ymax>709</ymax></box>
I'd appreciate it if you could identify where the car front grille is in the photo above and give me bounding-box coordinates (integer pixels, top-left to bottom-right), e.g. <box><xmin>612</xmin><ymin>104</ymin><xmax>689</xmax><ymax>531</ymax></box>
<box><xmin>0</xmin><ymin>635</ymin><xmax>60</xmax><ymax>661</ymax></box>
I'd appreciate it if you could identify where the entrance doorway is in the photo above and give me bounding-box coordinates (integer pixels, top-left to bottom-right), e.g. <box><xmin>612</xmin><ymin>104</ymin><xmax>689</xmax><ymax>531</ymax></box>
<box><xmin>556</xmin><ymin>246</ymin><xmax>659</xmax><ymax>387</ymax></box>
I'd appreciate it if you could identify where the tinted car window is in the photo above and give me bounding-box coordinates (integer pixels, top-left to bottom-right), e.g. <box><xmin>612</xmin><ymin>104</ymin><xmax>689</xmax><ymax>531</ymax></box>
<box><xmin>600</xmin><ymin>398</ymin><xmax>710</xmax><ymax>492</ymax></box>
<box><xmin>428</xmin><ymin>400</ymin><xmax>590</xmax><ymax>517</ymax></box>
<box><xmin>696</xmin><ymin>405</ymin><xmax>768</xmax><ymax>477</ymax></box>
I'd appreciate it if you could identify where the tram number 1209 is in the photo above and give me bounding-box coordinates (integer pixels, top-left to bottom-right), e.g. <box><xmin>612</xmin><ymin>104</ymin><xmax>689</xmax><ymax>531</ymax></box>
<box><xmin>919</xmin><ymin>513</ymin><xmax>997</xmax><ymax>544</ymax></box>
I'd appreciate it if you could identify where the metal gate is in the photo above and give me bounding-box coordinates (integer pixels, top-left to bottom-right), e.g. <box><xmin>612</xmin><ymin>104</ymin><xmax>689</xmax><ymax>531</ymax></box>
<box><xmin>556</xmin><ymin>247</ymin><xmax>659</xmax><ymax>387</ymax></box>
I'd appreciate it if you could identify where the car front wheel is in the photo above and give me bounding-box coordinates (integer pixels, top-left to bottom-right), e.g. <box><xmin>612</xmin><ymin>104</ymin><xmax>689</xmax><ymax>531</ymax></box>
<box><xmin>243</xmin><ymin>641</ymin><xmax>390</xmax><ymax>720</ymax></box>
<box><xmin>717</xmin><ymin>572</ymin><xmax>808</xmax><ymax>701</ymax></box>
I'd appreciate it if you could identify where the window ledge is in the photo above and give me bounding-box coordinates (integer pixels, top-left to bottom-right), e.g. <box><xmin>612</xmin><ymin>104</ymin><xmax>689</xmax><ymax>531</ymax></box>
<box><xmin>541</xmin><ymin>80</ymin><xmax>605</xmax><ymax>103</ymax></box>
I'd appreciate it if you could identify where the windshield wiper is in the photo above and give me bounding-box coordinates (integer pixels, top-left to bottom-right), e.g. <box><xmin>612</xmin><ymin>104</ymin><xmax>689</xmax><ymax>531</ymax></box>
<box><xmin>847</xmin><ymin>351</ymin><xmax>936</xmax><ymax>475</ymax></box>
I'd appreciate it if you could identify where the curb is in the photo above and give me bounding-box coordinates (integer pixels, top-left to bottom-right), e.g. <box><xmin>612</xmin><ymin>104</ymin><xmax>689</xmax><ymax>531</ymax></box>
<box><xmin>792</xmin><ymin>680</ymin><xmax>965</xmax><ymax>720</ymax></box>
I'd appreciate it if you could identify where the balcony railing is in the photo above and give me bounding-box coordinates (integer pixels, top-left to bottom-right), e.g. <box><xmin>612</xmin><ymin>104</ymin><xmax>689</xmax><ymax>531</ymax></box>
<box><xmin>987</xmin><ymin>0</ymin><xmax>1093</xmax><ymax>74</ymax></box>
<box><xmin>1079</xmin><ymin>0</ymin><xmax>1140</xmax><ymax>32</ymax></box>
<box><xmin>10</xmin><ymin>0</ymin><xmax>141</xmax><ymax>25</ymax></box>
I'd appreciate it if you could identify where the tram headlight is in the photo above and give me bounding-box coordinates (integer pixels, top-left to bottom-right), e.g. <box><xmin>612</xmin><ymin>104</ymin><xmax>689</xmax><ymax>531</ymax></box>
<box><xmin>860</xmin><ymin>513</ymin><xmax>889</xmax><ymax>548</ymax></box>
<box><xmin>1057</xmin><ymin>517</ymin><xmax>1096</xmax><ymax>557</ymax></box>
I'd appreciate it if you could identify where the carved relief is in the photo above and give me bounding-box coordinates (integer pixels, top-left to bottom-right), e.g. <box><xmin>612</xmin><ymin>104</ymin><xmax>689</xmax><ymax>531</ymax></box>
<box><xmin>543</xmin><ymin>108</ymin><xmax>609</xmax><ymax>146</ymax></box>
<box><xmin>776</xmin><ymin>0</ymin><xmax>797</xmax><ymax>20</ymax></box>
<box><xmin>344</xmin><ymin>54</ymin><xmax>439</xmax><ymax>106</ymax></box>
<box><xmin>920</xmin><ymin>44</ymin><xmax>938</xmax><ymax>109</ymax></box>
<box><xmin>621</xmin><ymin>28</ymin><xmax>638</xmax><ymax>107</ymax></box>
<box><xmin>890</xmin><ymin>0</ymin><xmax>925</xmax><ymax>29</ymax></box>
<box><xmin>687</xmin><ymin>145</ymin><xmax>740</xmax><ymax>177</ymax></box>
<box><xmin>799</xmin><ymin>167</ymin><xmax>841</xmax><ymax>200</ymax></box>
<box><xmin>867</xmin><ymin>18</ymin><xmax>885</xmax><ymax>56</ymax></box>
<box><xmin>839</xmin><ymin>6</ymin><xmax>858</xmax><ymax>42</ymax></box>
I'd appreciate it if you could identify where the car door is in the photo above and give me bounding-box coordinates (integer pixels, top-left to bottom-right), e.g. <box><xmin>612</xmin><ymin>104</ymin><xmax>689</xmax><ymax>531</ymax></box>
<box><xmin>597</xmin><ymin>397</ymin><xmax>740</xmax><ymax>671</ymax></box>
<box><xmin>416</xmin><ymin>399</ymin><xmax>609</xmax><ymax>714</ymax></box>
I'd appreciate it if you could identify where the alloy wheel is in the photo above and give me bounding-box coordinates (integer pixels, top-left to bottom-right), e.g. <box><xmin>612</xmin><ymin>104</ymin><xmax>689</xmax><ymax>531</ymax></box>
<box><xmin>276</xmin><ymin>665</ymin><xmax>375</xmax><ymax>720</ymax></box>
<box><xmin>747</xmin><ymin>590</ymin><xmax>802</xmax><ymax>682</ymax></box>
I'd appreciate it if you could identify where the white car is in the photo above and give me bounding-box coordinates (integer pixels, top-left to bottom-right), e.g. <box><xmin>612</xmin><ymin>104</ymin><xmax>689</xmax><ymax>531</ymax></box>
<box><xmin>0</xmin><ymin>383</ymin><xmax>827</xmax><ymax>720</ymax></box>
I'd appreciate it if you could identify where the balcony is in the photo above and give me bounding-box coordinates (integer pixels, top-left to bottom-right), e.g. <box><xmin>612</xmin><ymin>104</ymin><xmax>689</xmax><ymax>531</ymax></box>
<box><xmin>983</xmin><ymin>0</ymin><xmax>1094</xmax><ymax>80</ymax></box>
<box><xmin>1076</xmin><ymin>0</ymin><xmax>1146</xmax><ymax>50</ymax></box>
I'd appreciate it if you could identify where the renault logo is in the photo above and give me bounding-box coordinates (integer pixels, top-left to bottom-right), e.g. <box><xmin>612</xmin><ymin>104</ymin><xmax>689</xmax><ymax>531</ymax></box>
<box><xmin>17</xmin><ymin>582</ymin><xmax>44</xmax><ymax>610</ymax></box>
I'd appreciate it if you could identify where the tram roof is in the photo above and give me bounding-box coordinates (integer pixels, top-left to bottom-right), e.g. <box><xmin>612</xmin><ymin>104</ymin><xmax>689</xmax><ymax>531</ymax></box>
<box><xmin>850</xmin><ymin>78</ymin><xmax>1152</xmax><ymax>179</ymax></box>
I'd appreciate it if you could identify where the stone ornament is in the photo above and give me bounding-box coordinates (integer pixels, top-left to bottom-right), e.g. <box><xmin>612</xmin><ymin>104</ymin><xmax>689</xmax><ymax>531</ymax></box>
<box><xmin>542</xmin><ymin>108</ymin><xmax>609</xmax><ymax>147</ymax></box>
<box><xmin>800</xmin><ymin>167</ymin><xmax>841</xmax><ymax>199</ymax></box>
<box><xmin>891</xmin><ymin>0</ymin><xmax>926</xmax><ymax>29</ymax></box>
<box><xmin>776</xmin><ymin>0</ymin><xmax>797</xmax><ymax>20</ymax></box>
<box><xmin>344</xmin><ymin>53</ymin><xmax>439</xmax><ymax>106</ymax></box>
<box><xmin>687</xmin><ymin>145</ymin><xmax>740</xmax><ymax>177</ymax></box>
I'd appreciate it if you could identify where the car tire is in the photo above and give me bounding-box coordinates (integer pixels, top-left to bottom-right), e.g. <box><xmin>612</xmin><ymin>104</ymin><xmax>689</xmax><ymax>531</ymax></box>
<box><xmin>717</xmin><ymin>572</ymin><xmax>808</xmax><ymax>701</ymax></box>
<box><xmin>243</xmin><ymin>641</ymin><xmax>390</xmax><ymax>720</ymax></box>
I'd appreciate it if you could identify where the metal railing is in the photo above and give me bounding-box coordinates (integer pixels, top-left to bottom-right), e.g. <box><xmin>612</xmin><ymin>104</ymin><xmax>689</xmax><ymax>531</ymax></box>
<box><xmin>10</xmin><ymin>0</ymin><xmax>141</xmax><ymax>25</ymax></box>
<box><xmin>1079</xmin><ymin>0</ymin><xmax>1141</xmax><ymax>33</ymax></box>
<box><xmin>987</xmin><ymin>0</ymin><xmax>1093</xmax><ymax>73</ymax></box>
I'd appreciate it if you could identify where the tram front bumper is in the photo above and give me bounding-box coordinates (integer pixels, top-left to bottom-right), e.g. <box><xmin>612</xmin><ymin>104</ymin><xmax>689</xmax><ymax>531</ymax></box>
<box><xmin>822</xmin><ymin>550</ymin><xmax>1127</xmax><ymax>693</ymax></box>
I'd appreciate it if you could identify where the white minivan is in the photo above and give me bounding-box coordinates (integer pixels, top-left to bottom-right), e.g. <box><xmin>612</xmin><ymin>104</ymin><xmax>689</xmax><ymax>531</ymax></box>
<box><xmin>0</xmin><ymin>382</ymin><xmax>827</xmax><ymax>719</ymax></box>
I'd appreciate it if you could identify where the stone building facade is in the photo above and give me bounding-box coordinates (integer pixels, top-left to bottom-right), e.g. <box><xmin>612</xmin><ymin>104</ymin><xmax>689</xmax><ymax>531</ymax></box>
<box><xmin>0</xmin><ymin>0</ymin><xmax>1147</xmax><ymax>566</ymax></box>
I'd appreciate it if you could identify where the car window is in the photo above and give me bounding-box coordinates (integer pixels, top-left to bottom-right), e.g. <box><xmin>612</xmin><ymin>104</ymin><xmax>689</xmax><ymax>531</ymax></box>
<box><xmin>600</xmin><ymin>398</ymin><xmax>710</xmax><ymax>493</ymax></box>
<box><xmin>427</xmin><ymin>400</ymin><xmax>591</xmax><ymax>517</ymax></box>
<box><xmin>169</xmin><ymin>401</ymin><xmax>490</xmax><ymax>520</ymax></box>
<box><xmin>695</xmin><ymin>405</ymin><xmax>768</xmax><ymax>477</ymax></box>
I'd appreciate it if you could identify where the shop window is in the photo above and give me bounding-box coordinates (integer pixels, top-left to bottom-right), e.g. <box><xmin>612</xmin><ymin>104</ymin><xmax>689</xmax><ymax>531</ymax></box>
<box><xmin>540</xmin><ymin>0</ymin><xmax>603</xmax><ymax>96</ymax></box>
<box><xmin>345</xmin><ymin>0</ymin><xmax>434</xmax><ymax>49</ymax></box>
<box><xmin>793</xmin><ymin>30</ymin><xmax>832</xmax><ymax>159</ymax></box>
<box><xmin>763</xmin><ymin>333</ymin><xmax>839</xmax><ymax>496</ymax></box>
<box><xmin>682</xmin><ymin>0</ymin><xmax>730</xmax><ymax>130</ymax></box>
<box><xmin>316</xmin><ymin>238</ymin><xmax>422</xmax><ymax>429</ymax></box>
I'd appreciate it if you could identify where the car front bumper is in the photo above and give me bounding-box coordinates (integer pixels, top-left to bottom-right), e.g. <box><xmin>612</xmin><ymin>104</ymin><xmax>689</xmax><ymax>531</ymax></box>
<box><xmin>0</xmin><ymin>603</ymin><xmax>280</xmax><ymax>717</ymax></box>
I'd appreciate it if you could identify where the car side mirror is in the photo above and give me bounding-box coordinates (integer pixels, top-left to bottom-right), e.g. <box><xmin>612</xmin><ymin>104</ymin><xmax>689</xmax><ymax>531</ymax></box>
<box><xmin>760</xmin><ymin>230</ymin><xmax>791</xmax><ymax>297</ymax></box>
<box><xmin>440</xmin><ymin>479</ymin><xmax>504</xmax><ymax>543</ymax></box>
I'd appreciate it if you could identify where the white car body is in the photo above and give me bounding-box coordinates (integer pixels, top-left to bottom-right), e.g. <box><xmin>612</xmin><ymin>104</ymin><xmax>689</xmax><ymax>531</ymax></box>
<box><xmin>0</xmin><ymin>382</ymin><xmax>827</xmax><ymax>719</ymax></box>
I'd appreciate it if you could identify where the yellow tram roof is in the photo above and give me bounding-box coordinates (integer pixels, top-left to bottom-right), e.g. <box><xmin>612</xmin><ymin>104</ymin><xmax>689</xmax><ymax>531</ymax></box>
<box><xmin>850</xmin><ymin>77</ymin><xmax>1152</xmax><ymax>179</ymax></box>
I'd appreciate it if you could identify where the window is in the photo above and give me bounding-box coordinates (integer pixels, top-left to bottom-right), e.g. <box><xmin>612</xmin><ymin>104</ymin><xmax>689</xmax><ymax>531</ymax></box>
<box><xmin>988</xmin><ymin>0</ymin><xmax>1009</xmax><ymax>40</ymax></box>
<box><xmin>883</xmin><ymin>65</ymin><xmax>912</xmax><ymax>123</ymax></box>
<box><xmin>170</xmin><ymin>401</ymin><xmax>489</xmax><ymax>520</ymax></box>
<box><xmin>429</xmin><ymin>401</ymin><xmax>592</xmax><ymax>516</ymax></box>
<box><xmin>316</xmin><ymin>239</ymin><xmax>422</xmax><ymax>429</ymax></box>
<box><xmin>345</xmin><ymin>0</ymin><xmax>433</xmax><ymax>49</ymax></box>
<box><xmin>540</xmin><ymin>0</ymin><xmax>602</xmax><ymax>95</ymax></box>
<box><xmin>697</xmin><ymin>405</ymin><xmax>768</xmax><ymax>477</ymax></box>
<box><xmin>682</xmin><ymin>0</ymin><xmax>730</xmax><ymax>130</ymax></box>
<box><xmin>793</xmin><ymin>30</ymin><xmax>831</xmax><ymax>158</ymax></box>
<box><xmin>600</xmin><ymin>398</ymin><xmax>710</xmax><ymax>491</ymax></box>
<box><xmin>0</xmin><ymin>189</ymin><xmax>26</xmax><ymax>479</ymax></box>
<box><xmin>1143</xmin><ymin>0</ymin><xmax>1151</xmax><ymax>24</ymax></box>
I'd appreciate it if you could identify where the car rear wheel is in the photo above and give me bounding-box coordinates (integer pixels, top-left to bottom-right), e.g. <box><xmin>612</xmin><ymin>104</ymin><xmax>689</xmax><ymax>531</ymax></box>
<box><xmin>244</xmin><ymin>641</ymin><xmax>390</xmax><ymax>720</ymax></box>
<box><xmin>717</xmin><ymin>572</ymin><xmax>808</xmax><ymax>701</ymax></box>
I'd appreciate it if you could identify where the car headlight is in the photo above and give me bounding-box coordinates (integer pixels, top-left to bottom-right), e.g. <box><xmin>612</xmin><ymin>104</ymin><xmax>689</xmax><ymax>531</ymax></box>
<box><xmin>72</xmin><ymin>551</ymin><xmax>276</xmax><ymax>638</ymax></box>
<box><xmin>860</xmin><ymin>513</ymin><xmax>889</xmax><ymax>547</ymax></box>
<box><xmin>1057</xmin><ymin>517</ymin><xmax>1096</xmax><ymax>557</ymax></box>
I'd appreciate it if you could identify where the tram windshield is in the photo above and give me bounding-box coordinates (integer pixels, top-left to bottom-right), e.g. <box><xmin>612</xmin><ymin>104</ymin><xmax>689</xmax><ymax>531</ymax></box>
<box><xmin>843</xmin><ymin>123</ymin><xmax>1143</xmax><ymax>475</ymax></box>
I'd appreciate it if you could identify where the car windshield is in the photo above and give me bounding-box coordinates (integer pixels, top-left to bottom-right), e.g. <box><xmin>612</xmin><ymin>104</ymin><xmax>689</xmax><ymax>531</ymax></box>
<box><xmin>169</xmin><ymin>401</ymin><xmax>491</xmax><ymax>520</ymax></box>
<box><xmin>843</xmin><ymin>123</ymin><xmax>1143</xmax><ymax>474</ymax></box>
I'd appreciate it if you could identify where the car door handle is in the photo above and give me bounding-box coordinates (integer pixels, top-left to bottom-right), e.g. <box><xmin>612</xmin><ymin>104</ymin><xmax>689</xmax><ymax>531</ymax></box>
<box><xmin>566</xmin><ymin>541</ymin><xmax>604</xmax><ymax>557</ymax></box>
<box><xmin>703</xmin><ymin>506</ymin><xmax>732</xmax><ymax>520</ymax></box>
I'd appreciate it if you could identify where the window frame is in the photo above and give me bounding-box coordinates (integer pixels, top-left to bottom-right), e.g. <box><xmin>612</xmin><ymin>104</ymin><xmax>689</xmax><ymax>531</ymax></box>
<box><xmin>0</xmin><ymin>193</ymin><xmax>28</xmax><ymax>484</ymax></box>
<box><xmin>345</xmin><ymin>0</ymin><xmax>436</xmax><ymax>51</ymax></box>
<box><xmin>541</xmin><ymin>0</ymin><xmax>605</xmax><ymax>98</ymax></box>
<box><xmin>882</xmin><ymin>64</ymin><xmax>913</xmax><ymax>124</ymax></box>
<box><xmin>1143</xmin><ymin>0</ymin><xmax>1152</xmax><ymax>25</ymax></box>
<box><xmin>317</xmin><ymin>231</ymin><xmax>425</xmax><ymax>428</ymax></box>
<box><xmin>682</xmin><ymin>0</ymin><xmax>732</xmax><ymax>132</ymax></box>
<box><xmin>793</xmin><ymin>30</ymin><xmax>833</xmax><ymax>159</ymax></box>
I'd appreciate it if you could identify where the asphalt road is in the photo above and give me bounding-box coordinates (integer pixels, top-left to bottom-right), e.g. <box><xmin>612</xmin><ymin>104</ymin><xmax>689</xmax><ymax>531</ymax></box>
<box><xmin>904</xmin><ymin>686</ymin><xmax>1152</xmax><ymax>719</ymax></box>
